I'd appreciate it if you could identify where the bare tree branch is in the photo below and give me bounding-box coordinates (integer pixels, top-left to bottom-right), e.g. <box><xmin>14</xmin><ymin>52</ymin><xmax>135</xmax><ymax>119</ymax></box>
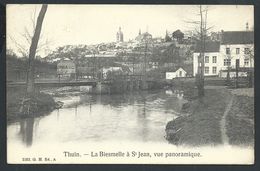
<box><xmin>31</xmin><ymin>6</ymin><xmax>37</xmax><ymax>33</ymax></box>
<box><xmin>20</xmin><ymin>27</ymin><xmax>32</xmax><ymax>45</ymax></box>
<box><xmin>9</xmin><ymin>35</ymin><xmax>28</xmax><ymax>57</ymax></box>
<box><xmin>184</xmin><ymin>20</ymin><xmax>200</xmax><ymax>24</ymax></box>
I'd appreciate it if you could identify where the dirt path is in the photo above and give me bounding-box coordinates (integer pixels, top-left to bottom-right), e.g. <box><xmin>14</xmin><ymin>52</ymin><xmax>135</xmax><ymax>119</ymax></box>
<box><xmin>220</xmin><ymin>95</ymin><xmax>234</xmax><ymax>145</ymax></box>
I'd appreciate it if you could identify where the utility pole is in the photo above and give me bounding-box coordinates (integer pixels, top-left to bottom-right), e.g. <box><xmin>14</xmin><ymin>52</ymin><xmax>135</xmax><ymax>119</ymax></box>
<box><xmin>27</xmin><ymin>4</ymin><xmax>48</xmax><ymax>95</ymax></box>
<box><xmin>226</xmin><ymin>48</ymin><xmax>231</xmax><ymax>85</ymax></box>
<box><xmin>144</xmin><ymin>40</ymin><xmax>147</xmax><ymax>77</ymax></box>
<box><xmin>75</xmin><ymin>55</ymin><xmax>78</xmax><ymax>81</ymax></box>
<box><xmin>132</xmin><ymin>53</ymin><xmax>135</xmax><ymax>75</ymax></box>
<box><xmin>198</xmin><ymin>5</ymin><xmax>206</xmax><ymax>97</ymax></box>
<box><xmin>92</xmin><ymin>51</ymin><xmax>96</xmax><ymax>80</ymax></box>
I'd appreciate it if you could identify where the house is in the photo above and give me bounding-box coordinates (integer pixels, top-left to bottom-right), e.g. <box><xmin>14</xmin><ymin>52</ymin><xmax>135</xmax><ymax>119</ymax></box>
<box><xmin>193</xmin><ymin>30</ymin><xmax>254</xmax><ymax>77</ymax></box>
<box><xmin>166</xmin><ymin>67</ymin><xmax>187</xmax><ymax>80</ymax></box>
<box><xmin>101</xmin><ymin>63</ymin><xmax>131</xmax><ymax>79</ymax></box>
<box><xmin>57</xmin><ymin>60</ymin><xmax>76</xmax><ymax>78</ymax></box>
<box><xmin>193</xmin><ymin>41</ymin><xmax>221</xmax><ymax>76</ymax></box>
<box><xmin>148</xmin><ymin>61</ymin><xmax>159</xmax><ymax>69</ymax></box>
<box><xmin>220</xmin><ymin>31</ymin><xmax>254</xmax><ymax>71</ymax></box>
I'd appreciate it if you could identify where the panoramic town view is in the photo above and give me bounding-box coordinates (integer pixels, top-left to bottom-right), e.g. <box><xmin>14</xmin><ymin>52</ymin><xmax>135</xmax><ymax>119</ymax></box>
<box><xmin>6</xmin><ymin>5</ymin><xmax>254</xmax><ymax>164</ymax></box>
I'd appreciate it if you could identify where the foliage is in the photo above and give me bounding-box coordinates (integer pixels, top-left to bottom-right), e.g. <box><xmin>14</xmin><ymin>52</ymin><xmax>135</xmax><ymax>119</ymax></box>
<box><xmin>7</xmin><ymin>53</ymin><xmax>56</xmax><ymax>81</ymax></box>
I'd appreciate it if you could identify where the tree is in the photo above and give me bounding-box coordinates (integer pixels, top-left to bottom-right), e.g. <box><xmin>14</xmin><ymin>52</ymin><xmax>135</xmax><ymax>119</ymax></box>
<box><xmin>185</xmin><ymin>5</ymin><xmax>212</xmax><ymax>97</ymax></box>
<box><xmin>198</xmin><ymin>5</ymin><xmax>206</xmax><ymax>96</ymax></box>
<box><xmin>27</xmin><ymin>4</ymin><xmax>48</xmax><ymax>94</ymax></box>
<box><xmin>172</xmin><ymin>29</ymin><xmax>184</xmax><ymax>43</ymax></box>
<box><xmin>243</xmin><ymin>44</ymin><xmax>254</xmax><ymax>87</ymax></box>
<box><xmin>244</xmin><ymin>44</ymin><xmax>254</xmax><ymax>68</ymax></box>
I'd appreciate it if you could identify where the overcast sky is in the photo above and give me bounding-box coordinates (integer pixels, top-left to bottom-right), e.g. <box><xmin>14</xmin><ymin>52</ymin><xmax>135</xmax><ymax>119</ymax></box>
<box><xmin>7</xmin><ymin>4</ymin><xmax>254</xmax><ymax>57</ymax></box>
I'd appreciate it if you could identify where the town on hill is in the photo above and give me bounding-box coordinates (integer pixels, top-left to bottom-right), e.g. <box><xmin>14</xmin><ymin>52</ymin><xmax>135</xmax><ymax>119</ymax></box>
<box><xmin>7</xmin><ymin>26</ymin><xmax>254</xmax><ymax>83</ymax></box>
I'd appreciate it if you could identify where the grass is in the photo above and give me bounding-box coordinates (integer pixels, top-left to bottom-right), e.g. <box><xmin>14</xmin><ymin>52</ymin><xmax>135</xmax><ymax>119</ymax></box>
<box><xmin>226</xmin><ymin>95</ymin><xmax>254</xmax><ymax>146</ymax></box>
<box><xmin>166</xmin><ymin>87</ymin><xmax>232</xmax><ymax>146</ymax></box>
<box><xmin>7</xmin><ymin>87</ymin><xmax>56</xmax><ymax>122</ymax></box>
<box><xmin>166</xmin><ymin>85</ymin><xmax>254</xmax><ymax>146</ymax></box>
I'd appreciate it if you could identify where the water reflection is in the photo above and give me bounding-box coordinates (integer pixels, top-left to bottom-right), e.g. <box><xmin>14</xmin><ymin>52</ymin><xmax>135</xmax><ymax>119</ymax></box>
<box><xmin>18</xmin><ymin>118</ymin><xmax>35</xmax><ymax>147</ymax></box>
<box><xmin>8</xmin><ymin>89</ymin><xmax>187</xmax><ymax>147</ymax></box>
<box><xmin>137</xmin><ymin>96</ymin><xmax>148</xmax><ymax>141</ymax></box>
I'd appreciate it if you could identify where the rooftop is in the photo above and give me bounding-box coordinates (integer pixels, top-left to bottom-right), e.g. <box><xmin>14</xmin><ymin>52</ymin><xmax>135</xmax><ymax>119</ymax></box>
<box><xmin>221</xmin><ymin>31</ymin><xmax>254</xmax><ymax>45</ymax></box>
<box><xmin>194</xmin><ymin>41</ymin><xmax>220</xmax><ymax>53</ymax></box>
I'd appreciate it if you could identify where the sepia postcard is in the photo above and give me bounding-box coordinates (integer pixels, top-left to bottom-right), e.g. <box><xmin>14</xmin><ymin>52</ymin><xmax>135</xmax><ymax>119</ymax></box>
<box><xmin>6</xmin><ymin>4</ymin><xmax>254</xmax><ymax>164</ymax></box>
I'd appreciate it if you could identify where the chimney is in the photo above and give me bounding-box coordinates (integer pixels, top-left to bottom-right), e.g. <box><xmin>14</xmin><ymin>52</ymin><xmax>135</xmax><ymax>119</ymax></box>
<box><xmin>220</xmin><ymin>30</ymin><xmax>224</xmax><ymax>43</ymax></box>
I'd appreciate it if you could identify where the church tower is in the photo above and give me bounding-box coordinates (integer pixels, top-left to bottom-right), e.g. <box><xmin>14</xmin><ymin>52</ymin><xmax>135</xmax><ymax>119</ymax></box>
<box><xmin>116</xmin><ymin>27</ymin><xmax>124</xmax><ymax>42</ymax></box>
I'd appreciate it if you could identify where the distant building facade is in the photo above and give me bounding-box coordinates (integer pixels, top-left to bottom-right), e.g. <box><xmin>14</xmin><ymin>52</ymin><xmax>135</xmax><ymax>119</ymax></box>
<box><xmin>57</xmin><ymin>60</ymin><xmax>76</xmax><ymax>78</ymax></box>
<box><xmin>135</xmin><ymin>30</ymin><xmax>152</xmax><ymax>43</ymax></box>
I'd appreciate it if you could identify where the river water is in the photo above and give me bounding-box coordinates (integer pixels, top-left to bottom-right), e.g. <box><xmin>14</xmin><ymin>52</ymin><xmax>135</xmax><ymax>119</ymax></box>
<box><xmin>7</xmin><ymin>89</ymin><xmax>187</xmax><ymax>148</ymax></box>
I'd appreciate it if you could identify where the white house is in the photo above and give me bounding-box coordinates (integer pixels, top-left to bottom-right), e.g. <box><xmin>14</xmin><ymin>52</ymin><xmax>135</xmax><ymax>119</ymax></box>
<box><xmin>193</xmin><ymin>41</ymin><xmax>221</xmax><ymax>76</ymax></box>
<box><xmin>219</xmin><ymin>31</ymin><xmax>254</xmax><ymax>71</ymax></box>
<box><xmin>166</xmin><ymin>67</ymin><xmax>187</xmax><ymax>79</ymax></box>
<box><xmin>193</xmin><ymin>31</ymin><xmax>254</xmax><ymax>77</ymax></box>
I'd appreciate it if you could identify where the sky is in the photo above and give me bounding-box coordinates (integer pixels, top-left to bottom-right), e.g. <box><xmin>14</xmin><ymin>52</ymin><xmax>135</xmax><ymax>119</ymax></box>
<box><xmin>6</xmin><ymin>4</ymin><xmax>254</xmax><ymax>57</ymax></box>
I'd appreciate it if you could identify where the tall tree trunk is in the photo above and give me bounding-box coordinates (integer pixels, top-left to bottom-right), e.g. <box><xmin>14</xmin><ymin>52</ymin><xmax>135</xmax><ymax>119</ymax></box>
<box><xmin>27</xmin><ymin>4</ymin><xmax>48</xmax><ymax>95</ymax></box>
<box><xmin>198</xmin><ymin>5</ymin><xmax>205</xmax><ymax>97</ymax></box>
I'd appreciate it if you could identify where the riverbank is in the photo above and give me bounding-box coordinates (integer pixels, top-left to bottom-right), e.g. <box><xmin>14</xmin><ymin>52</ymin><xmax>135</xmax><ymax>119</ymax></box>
<box><xmin>166</xmin><ymin>86</ymin><xmax>254</xmax><ymax>146</ymax></box>
<box><xmin>226</xmin><ymin>88</ymin><xmax>254</xmax><ymax>146</ymax></box>
<box><xmin>7</xmin><ymin>87</ymin><xmax>58</xmax><ymax>122</ymax></box>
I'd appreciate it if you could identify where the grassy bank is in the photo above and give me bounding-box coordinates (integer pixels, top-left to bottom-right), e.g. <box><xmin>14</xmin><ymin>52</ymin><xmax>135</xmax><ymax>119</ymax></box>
<box><xmin>226</xmin><ymin>89</ymin><xmax>254</xmax><ymax>146</ymax></box>
<box><xmin>7</xmin><ymin>87</ymin><xmax>57</xmax><ymax>122</ymax></box>
<box><xmin>166</xmin><ymin>88</ymin><xmax>230</xmax><ymax>146</ymax></box>
<box><xmin>166</xmin><ymin>85</ymin><xmax>254</xmax><ymax>146</ymax></box>
<box><xmin>168</xmin><ymin>78</ymin><xmax>198</xmax><ymax>101</ymax></box>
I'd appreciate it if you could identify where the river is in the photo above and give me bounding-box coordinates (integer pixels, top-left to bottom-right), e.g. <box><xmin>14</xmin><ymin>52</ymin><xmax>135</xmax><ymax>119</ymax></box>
<box><xmin>7</xmin><ymin>89</ymin><xmax>187</xmax><ymax>148</ymax></box>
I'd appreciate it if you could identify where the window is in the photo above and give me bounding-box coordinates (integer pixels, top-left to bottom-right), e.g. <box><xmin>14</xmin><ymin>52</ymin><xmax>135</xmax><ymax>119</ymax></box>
<box><xmin>226</xmin><ymin>48</ymin><xmax>230</xmax><ymax>55</ymax></box>
<box><xmin>179</xmin><ymin>71</ymin><xmax>182</xmax><ymax>77</ymax></box>
<box><xmin>224</xmin><ymin>59</ymin><xmax>231</xmax><ymax>66</ymax></box>
<box><xmin>244</xmin><ymin>48</ymin><xmax>250</xmax><ymax>54</ymax></box>
<box><xmin>244</xmin><ymin>59</ymin><xmax>249</xmax><ymax>66</ymax></box>
<box><xmin>212</xmin><ymin>67</ymin><xmax>217</xmax><ymax>74</ymax></box>
<box><xmin>205</xmin><ymin>56</ymin><xmax>209</xmax><ymax>63</ymax></box>
<box><xmin>236</xmin><ymin>48</ymin><xmax>240</xmax><ymax>54</ymax></box>
<box><xmin>212</xmin><ymin>56</ymin><xmax>217</xmax><ymax>63</ymax></box>
<box><xmin>205</xmin><ymin>67</ymin><xmax>209</xmax><ymax>74</ymax></box>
